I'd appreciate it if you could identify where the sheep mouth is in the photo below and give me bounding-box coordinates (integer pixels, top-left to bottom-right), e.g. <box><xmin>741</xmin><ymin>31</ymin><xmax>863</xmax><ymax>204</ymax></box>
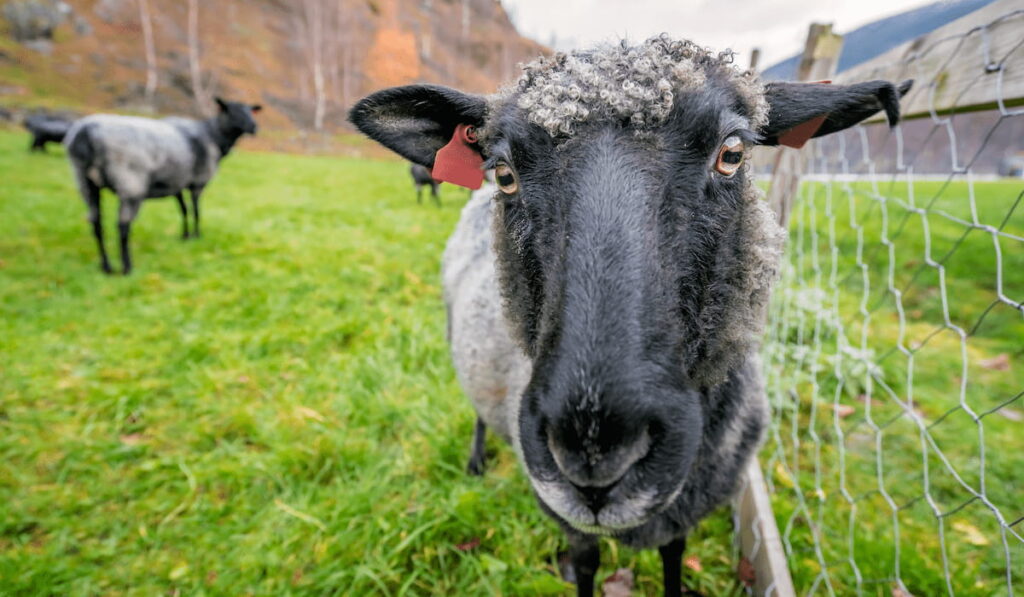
<box><xmin>530</xmin><ymin>476</ymin><xmax>668</xmax><ymax>534</ymax></box>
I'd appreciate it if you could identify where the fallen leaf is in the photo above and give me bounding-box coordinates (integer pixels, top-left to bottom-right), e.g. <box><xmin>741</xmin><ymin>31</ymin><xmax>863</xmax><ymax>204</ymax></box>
<box><xmin>737</xmin><ymin>556</ymin><xmax>756</xmax><ymax>588</ymax></box>
<box><xmin>168</xmin><ymin>561</ymin><xmax>189</xmax><ymax>580</ymax></box>
<box><xmin>774</xmin><ymin>462</ymin><xmax>795</xmax><ymax>489</ymax></box>
<box><xmin>479</xmin><ymin>553</ymin><xmax>508</xmax><ymax>574</ymax></box>
<box><xmin>979</xmin><ymin>353</ymin><xmax>1010</xmax><ymax>371</ymax></box>
<box><xmin>295</xmin><ymin>406</ymin><xmax>325</xmax><ymax>422</ymax></box>
<box><xmin>601</xmin><ymin>568</ymin><xmax>634</xmax><ymax>597</ymax></box>
<box><xmin>953</xmin><ymin>521</ymin><xmax>990</xmax><ymax>546</ymax></box>
<box><xmin>833</xmin><ymin>404</ymin><xmax>855</xmax><ymax>418</ymax></box>
<box><xmin>119</xmin><ymin>434</ymin><xmax>146</xmax><ymax>446</ymax></box>
<box><xmin>684</xmin><ymin>554</ymin><xmax>702</xmax><ymax>572</ymax></box>
<box><xmin>455</xmin><ymin>537</ymin><xmax>481</xmax><ymax>551</ymax></box>
<box><xmin>997</xmin><ymin>408</ymin><xmax>1023</xmax><ymax>422</ymax></box>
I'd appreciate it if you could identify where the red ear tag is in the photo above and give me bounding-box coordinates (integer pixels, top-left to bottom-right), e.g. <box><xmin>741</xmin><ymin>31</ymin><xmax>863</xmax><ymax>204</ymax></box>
<box><xmin>778</xmin><ymin>114</ymin><xmax>828</xmax><ymax>149</ymax></box>
<box><xmin>430</xmin><ymin>123</ymin><xmax>484</xmax><ymax>190</ymax></box>
<box><xmin>778</xmin><ymin>80</ymin><xmax>832</xmax><ymax>149</ymax></box>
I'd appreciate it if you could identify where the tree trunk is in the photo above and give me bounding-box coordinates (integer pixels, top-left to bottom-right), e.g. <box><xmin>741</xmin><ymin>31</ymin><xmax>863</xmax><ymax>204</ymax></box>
<box><xmin>187</xmin><ymin>0</ymin><xmax>208</xmax><ymax>115</ymax></box>
<box><xmin>138</xmin><ymin>0</ymin><xmax>157</xmax><ymax>107</ymax></box>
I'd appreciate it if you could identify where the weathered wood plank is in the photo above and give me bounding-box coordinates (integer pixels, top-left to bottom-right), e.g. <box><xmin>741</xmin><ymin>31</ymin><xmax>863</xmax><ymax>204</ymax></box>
<box><xmin>736</xmin><ymin>457</ymin><xmax>796</xmax><ymax>597</ymax></box>
<box><xmin>766</xmin><ymin>23</ymin><xmax>844</xmax><ymax>227</ymax></box>
<box><xmin>837</xmin><ymin>0</ymin><xmax>1024</xmax><ymax>120</ymax></box>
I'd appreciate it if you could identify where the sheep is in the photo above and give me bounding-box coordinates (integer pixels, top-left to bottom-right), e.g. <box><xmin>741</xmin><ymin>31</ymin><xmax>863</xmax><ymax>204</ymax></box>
<box><xmin>63</xmin><ymin>97</ymin><xmax>261</xmax><ymax>274</ymax></box>
<box><xmin>350</xmin><ymin>35</ymin><xmax>910</xmax><ymax>596</ymax></box>
<box><xmin>23</xmin><ymin>114</ymin><xmax>72</xmax><ymax>152</ymax></box>
<box><xmin>409</xmin><ymin>163</ymin><xmax>441</xmax><ymax>206</ymax></box>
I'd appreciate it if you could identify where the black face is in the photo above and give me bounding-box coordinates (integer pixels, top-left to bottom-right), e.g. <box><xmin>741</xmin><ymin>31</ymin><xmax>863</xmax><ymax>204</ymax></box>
<box><xmin>215</xmin><ymin>97</ymin><xmax>262</xmax><ymax>135</ymax></box>
<box><xmin>347</xmin><ymin>71</ymin><xmax>910</xmax><ymax>535</ymax></box>
<box><xmin>482</xmin><ymin>78</ymin><xmax>758</xmax><ymax>532</ymax></box>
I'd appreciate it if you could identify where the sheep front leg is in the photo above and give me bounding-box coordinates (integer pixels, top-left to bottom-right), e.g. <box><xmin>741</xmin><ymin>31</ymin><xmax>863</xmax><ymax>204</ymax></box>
<box><xmin>175</xmin><ymin>192</ymin><xmax>189</xmax><ymax>239</ymax></box>
<box><xmin>82</xmin><ymin>181</ymin><xmax>112</xmax><ymax>274</ymax></box>
<box><xmin>430</xmin><ymin>181</ymin><xmax>441</xmax><ymax>207</ymax></box>
<box><xmin>117</xmin><ymin>198</ymin><xmax>142</xmax><ymax>275</ymax></box>
<box><xmin>466</xmin><ymin>417</ymin><xmax>487</xmax><ymax>476</ymax></box>
<box><xmin>659</xmin><ymin>537</ymin><xmax>702</xmax><ymax>597</ymax></box>
<box><xmin>567</xmin><ymin>532</ymin><xmax>600</xmax><ymax>597</ymax></box>
<box><xmin>189</xmin><ymin>185</ymin><xmax>204</xmax><ymax>238</ymax></box>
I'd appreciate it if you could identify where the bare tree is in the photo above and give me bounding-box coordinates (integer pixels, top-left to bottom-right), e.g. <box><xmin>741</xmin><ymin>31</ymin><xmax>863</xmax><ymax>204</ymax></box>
<box><xmin>300</xmin><ymin>0</ymin><xmax>329</xmax><ymax>130</ymax></box>
<box><xmin>138</xmin><ymin>0</ymin><xmax>157</xmax><ymax>106</ymax></box>
<box><xmin>187</xmin><ymin>0</ymin><xmax>210</xmax><ymax>115</ymax></box>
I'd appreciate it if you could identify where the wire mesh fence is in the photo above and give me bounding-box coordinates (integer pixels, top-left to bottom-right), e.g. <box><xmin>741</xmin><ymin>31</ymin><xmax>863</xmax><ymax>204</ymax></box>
<box><xmin>752</xmin><ymin>5</ymin><xmax>1024</xmax><ymax>596</ymax></box>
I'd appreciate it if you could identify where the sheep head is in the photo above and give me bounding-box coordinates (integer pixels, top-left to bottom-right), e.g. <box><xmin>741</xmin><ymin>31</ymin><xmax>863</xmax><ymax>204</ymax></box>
<box><xmin>350</xmin><ymin>36</ymin><xmax>910</xmax><ymax>535</ymax></box>
<box><xmin>214</xmin><ymin>97</ymin><xmax>262</xmax><ymax>135</ymax></box>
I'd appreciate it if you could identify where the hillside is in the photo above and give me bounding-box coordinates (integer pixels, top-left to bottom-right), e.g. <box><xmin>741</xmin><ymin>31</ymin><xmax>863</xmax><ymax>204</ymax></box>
<box><xmin>0</xmin><ymin>0</ymin><xmax>546</xmax><ymax>140</ymax></box>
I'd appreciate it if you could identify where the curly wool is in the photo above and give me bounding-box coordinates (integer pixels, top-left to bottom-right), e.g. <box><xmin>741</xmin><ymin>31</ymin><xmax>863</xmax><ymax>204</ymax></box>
<box><xmin>493</xmin><ymin>36</ymin><xmax>768</xmax><ymax>140</ymax></box>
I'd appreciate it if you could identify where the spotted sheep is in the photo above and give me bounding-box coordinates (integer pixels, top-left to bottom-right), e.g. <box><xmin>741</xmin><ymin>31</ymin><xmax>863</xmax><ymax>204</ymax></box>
<box><xmin>351</xmin><ymin>36</ymin><xmax>910</xmax><ymax>596</ymax></box>
<box><xmin>63</xmin><ymin>98</ymin><xmax>261</xmax><ymax>274</ymax></box>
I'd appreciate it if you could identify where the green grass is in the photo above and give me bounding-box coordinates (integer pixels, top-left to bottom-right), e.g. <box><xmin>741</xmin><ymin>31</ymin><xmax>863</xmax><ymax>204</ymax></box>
<box><xmin>763</xmin><ymin>177</ymin><xmax>1024</xmax><ymax>596</ymax></box>
<box><xmin>0</xmin><ymin>128</ymin><xmax>740</xmax><ymax>596</ymax></box>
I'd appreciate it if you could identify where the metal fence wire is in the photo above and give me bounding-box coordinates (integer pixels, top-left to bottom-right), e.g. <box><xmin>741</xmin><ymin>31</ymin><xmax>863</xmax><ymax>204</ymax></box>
<box><xmin>752</xmin><ymin>7</ymin><xmax>1024</xmax><ymax>597</ymax></box>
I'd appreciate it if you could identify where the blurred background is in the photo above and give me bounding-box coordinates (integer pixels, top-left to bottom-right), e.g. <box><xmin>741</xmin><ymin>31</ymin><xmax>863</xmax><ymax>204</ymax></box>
<box><xmin>0</xmin><ymin>0</ymin><xmax>1014</xmax><ymax>162</ymax></box>
<box><xmin>1</xmin><ymin>0</ymin><xmax>1020</xmax><ymax>595</ymax></box>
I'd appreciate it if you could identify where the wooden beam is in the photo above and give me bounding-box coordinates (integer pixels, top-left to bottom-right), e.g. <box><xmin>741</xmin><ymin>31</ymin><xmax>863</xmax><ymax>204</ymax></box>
<box><xmin>837</xmin><ymin>0</ymin><xmax>1024</xmax><ymax>121</ymax></box>
<box><xmin>736</xmin><ymin>457</ymin><xmax>797</xmax><ymax>597</ymax></box>
<box><xmin>765</xmin><ymin>23</ymin><xmax>844</xmax><ymax>227</ymax></box>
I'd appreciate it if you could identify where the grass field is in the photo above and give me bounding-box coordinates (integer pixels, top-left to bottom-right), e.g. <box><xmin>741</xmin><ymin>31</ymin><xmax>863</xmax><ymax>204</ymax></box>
<box><xmin>764</xmin><ymin>176</ymin><xmax>1024</xmax><ymax>596</ymax></box>
<box><xmin>0</xmin><ymin>128</ymin><xmax>741</xmax><ymax>596</ymax></box>
<box><xmin>2</xmin><ymin>125</ymin><xmax>1020</xmax><ymax>596</ymax></box>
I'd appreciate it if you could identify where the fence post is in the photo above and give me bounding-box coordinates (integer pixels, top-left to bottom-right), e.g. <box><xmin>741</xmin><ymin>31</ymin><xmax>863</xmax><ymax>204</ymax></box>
<box><xmin>765</xmin><ymin>23</ymin><xmax>844</xmax><ymax>227</ymax></box>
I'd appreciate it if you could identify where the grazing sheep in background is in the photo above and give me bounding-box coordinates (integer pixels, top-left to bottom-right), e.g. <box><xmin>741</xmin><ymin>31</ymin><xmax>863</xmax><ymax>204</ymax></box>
<box><xmin>352</xmin><ymin>36</ymin><xmax>910</xmax><ymax>596</ymax></box>
<box><xmin>409</xmin><ymin>163</ymin><xmax>441</xmax><ymax>206</ymax></box>
<box><xmin>23</xmin><ymin>114</ymin><xmax>72</xmax><ymax>152</ymax></box>
<box><xmin>63</xmin><ymin>97</ymin><xmax>261</xmax><ymax>274</ymax></box>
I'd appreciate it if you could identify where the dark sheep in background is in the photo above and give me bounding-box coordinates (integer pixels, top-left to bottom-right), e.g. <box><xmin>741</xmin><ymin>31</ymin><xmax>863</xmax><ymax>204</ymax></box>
<box><xmin>352</xmin><ymin>35</ymin><xmax>911</xmax><ymax>596</ymax></box>
<box><xmin>63</xmin><ymin>97</ymin><xmax>261</xmax><ymax>274</ymax></box>
<box><xmin>23</xmin><ymin>114</ymin><xmax>72</xmax><ymax>152</ymax></box>
<box><xmin>409</xmin><ymin>163</ymin><xmax>440</xmax><ymax>205</ymax></box>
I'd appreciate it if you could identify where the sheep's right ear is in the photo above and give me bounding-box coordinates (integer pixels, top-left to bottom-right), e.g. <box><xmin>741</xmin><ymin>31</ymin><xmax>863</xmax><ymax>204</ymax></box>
<box><xmin>348</xmin><ymin>85</ymin><xmax>487</xmax><ymax>167</ymax></box>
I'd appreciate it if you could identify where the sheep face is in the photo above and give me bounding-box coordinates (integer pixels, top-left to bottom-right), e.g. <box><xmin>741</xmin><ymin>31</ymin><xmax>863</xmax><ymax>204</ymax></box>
<box><xmin>482</xmin><ymin>60</ymin><xmax>764</xmax><ymax>533</ymax></box>
<box><xmin>350</xmin><ymin>37</ymin><xmax>910</xmax><ymax>538</ymax></box>
<box><xmin>214</xmin><ymin>97</ymin><xmax>262</xmax><ymax>135</ymax></box>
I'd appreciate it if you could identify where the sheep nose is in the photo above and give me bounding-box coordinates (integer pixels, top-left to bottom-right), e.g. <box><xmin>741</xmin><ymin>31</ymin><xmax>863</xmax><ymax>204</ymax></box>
<box><xmin>547</xmin><ymin>422</ymin><xmax>652</xmax><ymax>491</ymax></box>
<box><xmin>572</xmin><ymin>482</ymin><xmax>615</xmax><ymax>512</ymax></box>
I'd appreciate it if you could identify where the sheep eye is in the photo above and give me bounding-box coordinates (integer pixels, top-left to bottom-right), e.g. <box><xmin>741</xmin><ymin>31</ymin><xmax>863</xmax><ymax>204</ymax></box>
<box><xmin>715</xmin><ymin>136</ymin><xmax>745</xmax><ymax>177</ymax></box>
<box><xmin>495</xmin><ymin>162</ymin><xmax>519</xmax><ymax>195</ymax></box>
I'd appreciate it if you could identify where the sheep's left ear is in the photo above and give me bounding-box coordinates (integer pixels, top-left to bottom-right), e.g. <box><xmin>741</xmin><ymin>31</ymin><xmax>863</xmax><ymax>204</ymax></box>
<box><xmin>757</xmin><ymin>79</ymin><xmax>913</xmax><ymax>148</ymax></box>
<box><xmin>215</xmin><ymin>97</ymin><xmax>229</xmax><ymax>112</ymax></box>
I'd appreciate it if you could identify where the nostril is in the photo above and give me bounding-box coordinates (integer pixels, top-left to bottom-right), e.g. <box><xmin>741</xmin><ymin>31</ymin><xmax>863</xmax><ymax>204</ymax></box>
<box><xmin>573</xmin><ymin>483</ymin><xmax>614</xmax><ymax>512</ymax></box>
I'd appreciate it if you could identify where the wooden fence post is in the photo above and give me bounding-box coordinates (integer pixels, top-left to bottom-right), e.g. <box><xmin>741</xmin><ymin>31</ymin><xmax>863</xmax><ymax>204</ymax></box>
<box><xmin>765</xmin><ymin>23</ymin><xmax>844</xmax><ymax>227</ymax></box>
